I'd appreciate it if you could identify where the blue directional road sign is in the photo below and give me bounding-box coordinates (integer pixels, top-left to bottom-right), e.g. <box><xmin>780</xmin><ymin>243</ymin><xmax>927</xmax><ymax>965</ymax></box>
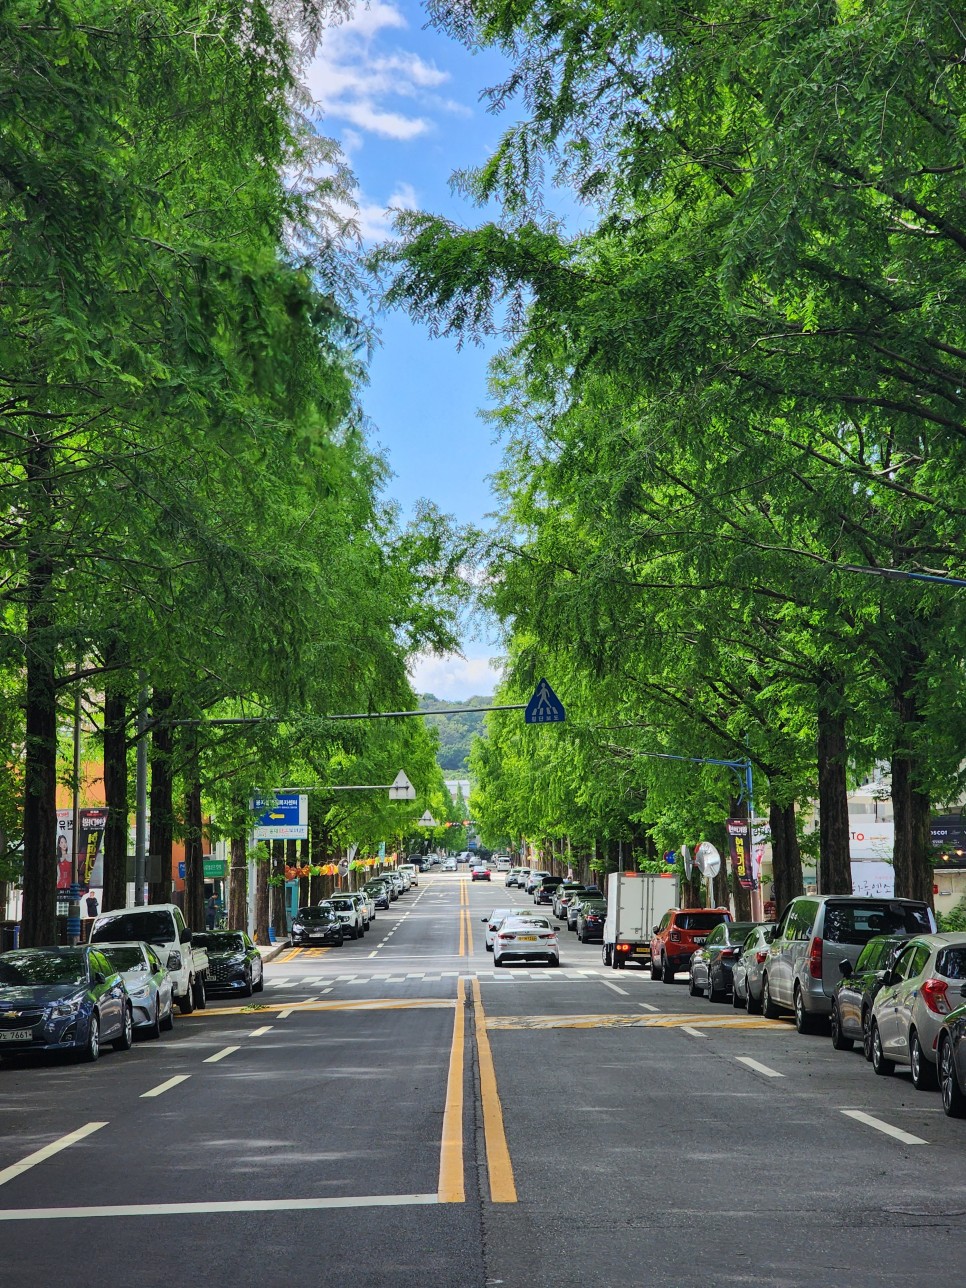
<box><xmin>251</xmin><ymin>793</ymin><xmax>308</xmax><ymax>840</ymax></box>
<box><xmin>524</xmin><ymin>678</ymin><xmax>565</xmax><ymax>724</ymax></box>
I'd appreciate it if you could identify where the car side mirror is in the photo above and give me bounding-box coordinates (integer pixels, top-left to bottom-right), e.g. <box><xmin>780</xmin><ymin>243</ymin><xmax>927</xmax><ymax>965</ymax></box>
<box><xmin>93</xmin><ymin>970</ymin><xmax>106</xmax><ymax>985</ymax></box>
<box><xmin>179</xmin><ymin>927</ymin><xmax>192</xmax><ymax>944</ymax></box>
<box><xmin>838</xmin><ymin>959</ymin><xmax>853</xmax><ymax>977</ymax></box>
<box><xmin>881</xmin><ymin>968</ymin><xmax>896</xmax><ymax>986</ymax></box>
<box><xmin>481</xmin><ymin>916</ymin><xmax>488</xmax><ymax>922</ymax></box>
<box><xmin>167</xmin><ymin>951</ymin><xmax>182</xmax><ymax>971</ymax></box>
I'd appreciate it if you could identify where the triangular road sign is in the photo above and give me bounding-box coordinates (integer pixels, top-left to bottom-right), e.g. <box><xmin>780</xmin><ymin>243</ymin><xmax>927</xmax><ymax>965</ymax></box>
<box><xmin>418</xmin><ymin>810</ymin><xmax>438</xmax><ymax>827</ymax></box>
<box><xmin>389</xmin><ymin>771</ymin><xmax>416</xmax><ymax>801</ymax></box>
<box><xmin>524</xmin><ymin>678</ymin><xmax>565</xmax><ymax>724</ymax></box>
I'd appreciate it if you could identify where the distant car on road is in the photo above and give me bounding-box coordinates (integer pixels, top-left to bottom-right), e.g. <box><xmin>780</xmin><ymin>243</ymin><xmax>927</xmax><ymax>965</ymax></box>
<box><xmin>471</xmin><ymin>865</ymin><xmax>491</xmax><ymax>882</ymax></box>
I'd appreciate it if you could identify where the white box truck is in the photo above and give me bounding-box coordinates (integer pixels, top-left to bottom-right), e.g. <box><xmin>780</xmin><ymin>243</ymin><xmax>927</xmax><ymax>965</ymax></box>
<box><xmin>603</xmin><ymin>872</ymin><xmax>679</xmax><ymax>970</ymax></box>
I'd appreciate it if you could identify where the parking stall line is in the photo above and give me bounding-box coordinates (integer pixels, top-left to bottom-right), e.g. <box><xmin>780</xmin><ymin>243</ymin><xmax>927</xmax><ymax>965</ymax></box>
<box><xmin>141</xmin><ymin>1075</ymin><xmax>191</xmax><ymax>1099</ymax></box>
<box><xmin>0</xmin><ymin>1123</ymin><xmax>107</xmax><ymax>1188</ymax></box>
<box><xmin>681</xmin><ymin>1026</ymin><xmax>706</xmax><ymax>1038</ymax></box>
<box><xmin>638</xmin><ymin>1003</ymin><xmax>660</xmax><ymax>1012</ymax></box>
<box><xmin>840</xmin><ymin>1110</ymin><xmax>927</xmax><ymax>1146</ymax></box>
<box><xmin>602</xmin><ymin>981</ymin><xmax>629</xmax><ymax>996</ymax></box>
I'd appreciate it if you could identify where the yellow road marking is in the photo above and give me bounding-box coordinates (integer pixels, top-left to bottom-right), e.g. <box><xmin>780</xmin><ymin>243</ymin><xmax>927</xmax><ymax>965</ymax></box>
<box><xmin>275</xmin><ymin>948</ymin><xmax>302</xmax><ymax>964</ymax></box>
<box><xmin>471</xmin><ymin>978</ymin><xmax>517</xmax><ymax>1203</ymax></box>
<box><xmin>484</xmin><ymin>1013</ymin><xmax>777</xmax><ymax>1031</ymax></box>
<box><xmin>437</xmin><ymin>977</ymin><xmax>466</xmax><ymax>1203</ymax></box>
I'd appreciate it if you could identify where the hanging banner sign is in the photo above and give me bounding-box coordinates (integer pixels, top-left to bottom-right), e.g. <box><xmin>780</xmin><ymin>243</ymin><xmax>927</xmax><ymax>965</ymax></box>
<box><xmin>251</xmin><ymin>793</ymin><xmax>308</xmax><ymax>840</ymax></box>
<box><xmin>726</xmin><ymin>818</ymin><xmax>758</xmax><ymax>891</ymax></box>
<box><xmin>56</xmin><ymin>808</ymin><xmax>107</xmax><ymax>888</ymax></box>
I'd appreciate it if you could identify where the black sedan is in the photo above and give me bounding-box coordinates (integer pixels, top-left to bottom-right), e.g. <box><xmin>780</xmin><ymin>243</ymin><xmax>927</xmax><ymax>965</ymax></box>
<box><xmin>195</xmin><ymin>931</ymin><xmax>263</xmax><ymax>996</ymax></box>
<box><xmin>689</xmin><ymin>921</ymin><xmax>761</xmax><ymax>1002</ymax></box>
<box><xmin>291</xmin><ymin>906</ymin><xmax>344</xmax><ymax>947</ymax></box>
<box><xmin>830</xmin><ymin>934</ymin><xmax>911</xmax><ymax>1057</ymax></box>
<box><xmin>0</xmin><ymin>945</ymin><xmax>132</xmax><ymax>1062</ymax></box>
<box><xmin>938</xmin><ymin>994</ymin><xmax>966</xmax><ymax>1117</ymax></box>
<box><xmin>575</xmin><ymin>899</ymin><xmax>607</xmax><ymax>942</ymax></box>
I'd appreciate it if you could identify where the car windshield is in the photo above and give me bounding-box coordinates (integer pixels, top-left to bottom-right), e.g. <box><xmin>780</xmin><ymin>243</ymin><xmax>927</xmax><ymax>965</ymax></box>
<box><xmin>297</xmin><ymin>908</ymin><xmax>334</xmax><ymax>923</ymax></box>
<box><xmin>823</xmin><ymin>902</ymin><xmax>934</xmax><ymax>944</ymax></box>
<box><xmin>328</xmin><ymin>900</ymin><xmax>354</xmax><ymax>912</ymax></box>
<box><xmin>721</xmin><ymin>922</ymin><xmax>758</xmax><ymax>944</ymax></box>
<box><xmin>0</xmin><ymin>949</ymin><xmax>89</xmax><ymax>986</ymax></box>
<box><xmin>195</xmin><ymin>933</ymin><xmax>245</xmax><ymax>953</ymax></box>
<box><xmin>91</xmin><ymin>910</ymin><xmax>175</xmax><ymax>944</ymax></box>
<box><xmin>676</xmin><ymin>913</ymin><xmax>730</xmax><ymax>931</ymax></box>
<box><xmin>505</xmin><ymin>918</ymin><xmax>551</xmax><ymax>930</ymax></box>
<box><xmin>100</xmin><ymin>946</ymin><xmax>148</xmax><ymax>972</ymax></box>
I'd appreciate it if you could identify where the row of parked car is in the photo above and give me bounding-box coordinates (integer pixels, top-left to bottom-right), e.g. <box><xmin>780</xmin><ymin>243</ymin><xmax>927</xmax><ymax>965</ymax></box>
<box><xmin>649</xmin><ymin>893</ymin><xmax>966</xmax><ymax>1119</ymax></box>
<box><xmin>0</xmin><ymin>901</ymin><xmax>270</xmax><ymax>1064</ymax></box>
<box><xmin>289</xmin><ymin>866</ymin><xmax>418</xmax><ymax>946</ymax></box>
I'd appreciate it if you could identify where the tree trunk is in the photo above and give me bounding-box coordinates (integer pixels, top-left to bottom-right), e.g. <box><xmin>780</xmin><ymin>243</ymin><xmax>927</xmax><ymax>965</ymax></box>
<box><xmin>769</xmin><ymin>799</ymin><xmax>804</xmax><ymax>916</ymax></box>
<box><xmin>228</xmin><ymin>834</ymin><xmax>248</xmax><ymax>931</ymax></box>
<box><xmin>148</xmin><ymin>691</ymin><xmax>174</xmax><ymax>903</ymax></box>
<box><xmin>892</xmin><ymin>658</ymin><xmax>935</xmax><ymax>905</ymax></box>
<box><xmin>271</xmin><ymin>841</ymin><xmax>290</xmax><ymax>937</ymax></box>
<box><xmin>817</xmin><ymin>689</ymin><xmax>852</xmax><ymax>894</ymax></box>
<box><xmin>183</xmin><ymin>773</ymin><xmax>205</xmax><ymax>931</ymax></box>
<box><xmin>22</xmin><ymin>545</ymin><xmax>57</xmax><ymax>947</ymax></box>
<box><xmin>254</xmin><ymin>842</ymin><xmax>270</xmax><ymax>944</ymax></box>
<box><xmin>102</xmin><ymin>680</ymin><xmax>128</xmax><ymax>913</ymax></box>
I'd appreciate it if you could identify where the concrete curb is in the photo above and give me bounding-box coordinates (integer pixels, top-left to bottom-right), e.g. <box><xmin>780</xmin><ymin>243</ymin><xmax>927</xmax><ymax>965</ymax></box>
<box><xmin>257</xmin><ymin>940</ymin><xmax>291</xmax><ymax>963</ymax></box>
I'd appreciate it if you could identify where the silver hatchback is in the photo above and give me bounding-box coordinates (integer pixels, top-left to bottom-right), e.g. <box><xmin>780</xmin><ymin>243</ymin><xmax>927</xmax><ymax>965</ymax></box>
<box><xmin>869</xmin><ymin>934</ymin><xmax>966</xmax><ymax>1089</ymax></box>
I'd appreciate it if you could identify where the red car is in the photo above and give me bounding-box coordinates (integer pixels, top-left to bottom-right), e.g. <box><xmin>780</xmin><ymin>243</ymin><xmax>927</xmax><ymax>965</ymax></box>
<box><xmin>471</xmin><ymin>865</ymin><xmax>491</xmax><ymax>881</ymax></box>
<box><xmin>650</xmin><ymin>907</ymin><xmax>732</xmax><ymax>983</ymax></box>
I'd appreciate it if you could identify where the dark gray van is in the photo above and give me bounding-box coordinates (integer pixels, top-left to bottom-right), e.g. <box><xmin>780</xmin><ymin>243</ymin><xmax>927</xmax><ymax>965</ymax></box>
<box><xmin>761</xmin><ymin>896</ymin><xmax>935</xmax><ymax>1033</ymax></box>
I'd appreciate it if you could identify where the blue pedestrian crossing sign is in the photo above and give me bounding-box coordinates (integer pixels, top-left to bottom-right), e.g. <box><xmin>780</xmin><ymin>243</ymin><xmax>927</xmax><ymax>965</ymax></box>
<box><xmin>524</xmin><ymin>678</ymin><xmax>565</xmax><ymax>724</ymax></box>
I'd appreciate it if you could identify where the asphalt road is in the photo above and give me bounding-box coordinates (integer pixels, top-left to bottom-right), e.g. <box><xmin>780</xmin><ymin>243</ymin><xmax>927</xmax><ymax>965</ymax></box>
<box><xmin>2</xmin><ymin>872</ymin><xmax>966</xmax><ymax>1287</ymax></box>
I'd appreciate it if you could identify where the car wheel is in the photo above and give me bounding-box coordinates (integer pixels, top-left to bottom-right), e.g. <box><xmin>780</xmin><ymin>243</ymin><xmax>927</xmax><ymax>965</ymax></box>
<box><xmin>910</xmin><ymin>1029</ymin><xmax>936</xmax><ymax>1091</ymax></box>
<box><xmin>240</xmin><ymin>968</ymin><xmax>253</xmax><ymax>998</ymax></box>
<box><xmin>146</xmin><ymin>999</ymin><xmax>162</xmax><ymax>1041</ymax></box>
<box><xmin>662</xmin><ymin>956</ymin><xmax>675</xmax><ymax>984</ymax></box>
<box><xmin>940</xmin><ymin>1035</ymin><xmax>966</xmax><ymax>1118</ymax></box>
<box><xmin>650</xmin><ymin>958</ymin><xmax>661</xmax><ymax>981</ymax></box>
<box><xmin>688</xmin><ymin>970</ymin><xmax>700</xmax><ymax>997</ymax></box>
<box><xmin>861</xmin><ymin>1009</ymin><xmax>874</xmax><ymax>1060</ymax></box>
<box><xmin>549</xmin><ymin>956</ymin><xmax>560</xmax><ymax>968</ymax></box>
<box><xmin>761</xmin><ymin>975</ymin><xmax>779</xmax><ymax>1019</ymax></box>
<box><xmin>486</xmin><ymin>942</ymin><xmax>493</xmax><ymax>952</ymax></box>
<box><xmin>178</xmin><ymin>988</ymin><xmax>194</xmax><ymax>1016</ymax></box>
<box><xmin>793</xmin><ymin>986</ymin><xmax>814</xmax><ymax>1034</ymax></box>
<box><xmin>830</xmin><ymin>1001</ymin><xmax>853</xmax><ymax>1051</ymax></box>
<box><xmin>253</xmin><ymin>967</ymin><xmax>264</xmax><ymax>993</ymax></box>
<box><xmin>602</xmin><ymin>944</ymin><xmax>611</xmax><ymax>967</ymax></box>
<box><xmin>79</xmin><ymin>1014</ymin><xmax>100</xmax><ymax>1063</ymax></box>
<box><xmin>746</xmin><ymin>982</ymin><xmax>761</xmax><ymax>1015</ymax></box>
<box><xmin>494</xmin><ymin>954</ymin><xmax>504</xmax><ymax>968</ymax></box>
<box><xmin>708</xmin><ymin>972</ymin><xmax>725</xmax><ymax>1004</ymax></box>
<box><xmin>113</xmin><ymin>1005</ymin><xmax>134</xmax><ymax>1052</ymax></box>
<box><xmin>193</xmin><ymin>977</ymin><xmax>206</xmax><ymax>1011</ymax></box>
<box><xmin>732</xmin><ymin>984</ymin><xmax>743</xmax><ymax>1009</ymax></box>
<box><xmin>871</xmin><ymin>1021</ymin><xmax>894</xmax><ymax>1076</ymax></box>
<box><xmin>160</xmin><ymin>1000</ymin><xmax>175</xmax><ymax>1032</ymax></box>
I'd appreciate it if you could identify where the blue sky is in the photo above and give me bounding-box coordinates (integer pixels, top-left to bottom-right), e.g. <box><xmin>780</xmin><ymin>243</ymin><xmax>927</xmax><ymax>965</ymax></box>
<box><xmin>303</xmin><ymin>2</ymin><xmax>513</xmax><ymax>699</ymax></box>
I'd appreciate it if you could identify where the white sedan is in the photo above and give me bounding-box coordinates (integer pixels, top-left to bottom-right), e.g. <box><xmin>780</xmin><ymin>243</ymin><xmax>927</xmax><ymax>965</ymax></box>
<box><xmin>481</xmin><ymin>907</ymin><xmax>543</xmax><ymax>951</ymax></box>
<box><xmin>493</xmin><ymin>917</ymin><xmax>560</xmax><ymax>968</ymax></box>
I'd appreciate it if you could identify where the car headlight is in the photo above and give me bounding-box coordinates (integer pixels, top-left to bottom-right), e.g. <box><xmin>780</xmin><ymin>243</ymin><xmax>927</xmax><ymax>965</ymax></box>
<box><xmin>49</xmin><ymin>996</ymin><xmax>84</xmax><ymax>1018</ymax></box>
<box><xmin>292</xmin><ymin>922</ymin><xmax>304</xmax><ymax>932</ymax></box>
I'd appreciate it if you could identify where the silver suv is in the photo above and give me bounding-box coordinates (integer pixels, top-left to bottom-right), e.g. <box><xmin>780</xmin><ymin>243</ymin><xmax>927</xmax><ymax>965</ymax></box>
<box><xmin>761</xmin><ymin>895</ymin><xmax>935</xmax><ymax>1033</ymax></box>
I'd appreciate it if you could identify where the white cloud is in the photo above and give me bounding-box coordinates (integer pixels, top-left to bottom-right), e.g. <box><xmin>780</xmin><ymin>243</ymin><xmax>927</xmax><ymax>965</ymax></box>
<box><xmin>306</xmin><ymin>0</ymin><xmax>459</xmax><ymax>142</ymax></box>
<box><xmin>408</xmin><ymin>653</ymin><xmax>503</xmax><ymax>701</ymax></box>
<box><xmin>346</xmin><ymin>179</ymin><xmax>419</xmax><ymax>241</ymax></box>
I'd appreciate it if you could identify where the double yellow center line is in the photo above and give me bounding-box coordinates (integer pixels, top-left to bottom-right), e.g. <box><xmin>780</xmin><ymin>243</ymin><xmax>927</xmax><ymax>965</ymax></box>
<box><xmin>457</xmin><ymin>879</ymin><xmax>473</xmax><ymax>957</ymax></box>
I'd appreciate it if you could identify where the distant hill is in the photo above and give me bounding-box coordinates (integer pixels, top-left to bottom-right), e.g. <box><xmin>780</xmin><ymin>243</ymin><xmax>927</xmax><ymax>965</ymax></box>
<box><xmin>418</xmin><ymin>694</ymin><xmax>492</xmax><ymax>773</ymax></box>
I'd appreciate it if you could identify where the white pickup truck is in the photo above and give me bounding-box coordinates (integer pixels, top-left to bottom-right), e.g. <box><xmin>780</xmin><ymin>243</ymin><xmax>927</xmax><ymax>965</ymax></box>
<box><xmin>90</xmin><ymin>903</ymin><xmax>209</xmax><ymax>1014</ymax></box>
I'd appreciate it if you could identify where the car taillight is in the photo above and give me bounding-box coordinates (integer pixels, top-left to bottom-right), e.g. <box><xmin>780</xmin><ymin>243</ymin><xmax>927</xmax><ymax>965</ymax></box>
<box><xmin>669</xmin><ymin>930</ymin><xmax>681</xmax><ymax>942</ymax></box>
<box><xmin>755</xmin><ymin>950</ymin><xmax>768</xmax><ymax>964</ymax></box>
<box><xmin>500</xmin><ymin>934</ymin><xmax>515</xmax><ymax>941</ymax></box>
<box><xmin>617</xmin><ymin>943</ymin><xmax>630</xmax><ymax>952</ymax></box>
<box><xmin>922</xmin><ymin>978</ymin><xmax>951</xmax><ymax>1015</ymax></box>
<box><xmin>722</xmin><ymin>948</ymin><xmax>739</xmax><ymax>959</ymax></box>
<box><xmin>808</xmin><ymin>937</ymin><xmax>823</xmax><ymax>979</ymax></box>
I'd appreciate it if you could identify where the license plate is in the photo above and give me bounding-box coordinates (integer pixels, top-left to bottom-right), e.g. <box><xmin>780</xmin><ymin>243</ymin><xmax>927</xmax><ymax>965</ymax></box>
<box><xmin>694</xmin><ymin>937</ymin><xmax>706</xmax><ymax>944</ymax></box>
<box><xmin>0</xmin><ymin>1030</ymin><xmax>31</xmax><ymax>1042</ymax></box>
<box><xmin>633</xmin><ymin>946</ymin><xmax>648</xmax><ymax>954</ymax></box>
<box><xmin>518</xmin><ymin>935</ymin><xmax>538</xmax><ymax>942</ymax></box>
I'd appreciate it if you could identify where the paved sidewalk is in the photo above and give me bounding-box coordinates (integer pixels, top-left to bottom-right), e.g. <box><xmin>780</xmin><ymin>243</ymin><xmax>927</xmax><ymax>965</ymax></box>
<box><xmin>257</xmin><ymin>938</ymin><xmax>290</xmax><ymax>963</ymax></box>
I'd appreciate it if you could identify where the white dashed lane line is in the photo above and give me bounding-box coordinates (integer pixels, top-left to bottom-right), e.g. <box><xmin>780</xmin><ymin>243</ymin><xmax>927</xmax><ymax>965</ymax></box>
<box><xmin>0</xmin><ymin>1123</ymin><xmax>107</xmax><ymax>1187</ymax></box>
<box><xmin>141</xmin><ymin>1075</ymin><xmax>190</xmax><ymax>1099</ymax></box>
<box><xmin>204</xmin><ymin>1046</ymin><xmax>240</xmax><ymax>1064</ymax></box>
<box><xmin>734</xmin><ymin>1056</ymin><xmax>783</xmax><ymax>1078</ymax></box>
<box><xmin>840</xmin><ymin>1110</ymin><xmax>927</xmax><ymax>1146</ymax></box>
